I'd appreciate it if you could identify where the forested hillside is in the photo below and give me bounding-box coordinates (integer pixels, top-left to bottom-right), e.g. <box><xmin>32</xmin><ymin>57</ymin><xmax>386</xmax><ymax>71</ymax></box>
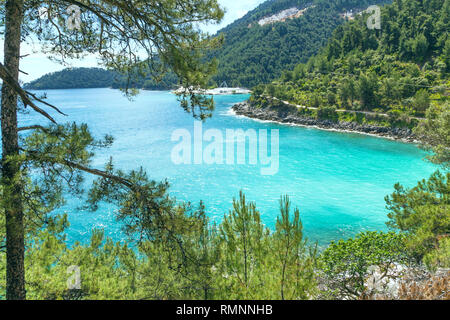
<box><xmin>252</xmin><ymin>0</ymin><xmax>449</xmax><ymax>121</ymax></box>
<box><xmin>24</xmin><ymin>68</ymin><xmax>117</xmax><ymax>90</ymax></box>
<box><xmin>209</xmin><ymin>0</ymin><xmax>391</xmax><ymax>88</ymax></box>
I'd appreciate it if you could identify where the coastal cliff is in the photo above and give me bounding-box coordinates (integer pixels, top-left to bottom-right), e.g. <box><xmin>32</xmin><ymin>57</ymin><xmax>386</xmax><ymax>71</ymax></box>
<box><xmin>233</xmin><ymin>100</ymin><xmax>417</xmax><ymax>143</ymax></box>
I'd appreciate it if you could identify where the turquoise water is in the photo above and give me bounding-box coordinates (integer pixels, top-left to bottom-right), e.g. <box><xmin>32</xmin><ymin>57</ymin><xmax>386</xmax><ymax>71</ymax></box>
<box><xmin>20</xmin><ymin>88</ymin><xmax>437</xmax><ymax>246</ymax></box>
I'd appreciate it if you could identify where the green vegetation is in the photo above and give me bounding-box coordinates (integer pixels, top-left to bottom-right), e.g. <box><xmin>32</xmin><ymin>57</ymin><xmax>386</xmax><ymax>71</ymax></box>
<box><xmin>24</xmin><ymin>68</ymin><xmax>117</xmax><ymax>90</ymax></box>
<box><xmin>415</xmin><ymin>103</ymin><xmax>450</xmax><ymax>168</ymax></box>
<box><xmin>25</xmin><ymin>67</ymin><xmax>179</xmax><ymax>91</ymax></box>
<box><xmin>386</xmin><ymin>171</ymin><xmax>449</xmax><ymax>262</ymax></box>
<box><xmin>26</xmin><ymin>0</ymin><xmax>392</xmax><ymax>90</ymax></box>
<box><xmin>1</xmin><ymin>179</ymin><xmax>447</xmax><ymax>300</ymax></box>
<box><xmin>0</xmin><ymin>0</ymin><xmax>223</xmax><ymax>300</ymax></box>
<box><xmin>0</xmin><ymin>115</ymin><xmax>448</xmax><ymax>300</ymax></box>
<box><xmin>320</xmin><ymin>232</ymin><xmax>409</xmax><ymax>299</ymax></box>
<box><xmin>209</xmin><ymin>0</ymin><xmax>391</xmax><ymax>88</ymax></box>
<box><xmin>1</xmin><ymin>193</ymin><xmax>318</xmax><ymax>300</ymax></box>
<box><xmin>254</xmin><ymin>0</ymin><xmax>449</xmax><ymax>126</ymax></box>
<box><xmin>383</xmin><ymin>100</ymin><xmax>450</xmax><ymax>270</ymax></box>
<box><xmin>424</xmin><ymin>238</ymin><xmax>450</xmax><ymax>270</ymax></box>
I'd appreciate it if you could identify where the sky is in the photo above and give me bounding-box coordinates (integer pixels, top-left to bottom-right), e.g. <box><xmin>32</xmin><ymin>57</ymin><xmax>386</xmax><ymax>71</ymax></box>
<box><xmin>2</xmin><ymin>0</ymin><xmax>266</xmax><ymax>83</ymax></box>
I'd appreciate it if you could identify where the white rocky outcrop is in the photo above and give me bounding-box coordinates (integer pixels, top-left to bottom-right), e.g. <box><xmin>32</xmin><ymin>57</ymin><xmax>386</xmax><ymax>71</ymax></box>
<box><xmin>257</xmin><ymin>5</ymin><xmax>315</xmax><ymax>27</ymax></box>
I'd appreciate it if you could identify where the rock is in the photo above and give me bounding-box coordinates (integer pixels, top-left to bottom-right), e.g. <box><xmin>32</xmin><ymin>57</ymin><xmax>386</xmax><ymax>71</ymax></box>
<box><xmin>232</xmin><ymin>101</ymin><xmax>417</xmax><ymax>143</ymax></box>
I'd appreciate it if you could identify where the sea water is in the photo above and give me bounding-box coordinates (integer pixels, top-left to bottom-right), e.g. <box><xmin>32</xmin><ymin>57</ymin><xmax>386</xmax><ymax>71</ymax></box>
<box><xmin>18</xmin><ymin>88</ymin><xmax>437</xmax><ymax>246</ymax></box>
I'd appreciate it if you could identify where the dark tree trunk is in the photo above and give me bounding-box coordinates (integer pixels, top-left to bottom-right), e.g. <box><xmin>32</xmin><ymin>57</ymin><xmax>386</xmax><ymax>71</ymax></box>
<box><xmin>1</xmin><ymin>0</ymin><xmax>25</xmax><ymax>300</ymax></box>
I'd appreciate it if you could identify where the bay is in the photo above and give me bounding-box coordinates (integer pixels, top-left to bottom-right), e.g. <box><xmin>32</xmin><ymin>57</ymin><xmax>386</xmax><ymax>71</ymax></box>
<box><xmin>20</xmin><ymin>88</ymin><xmax>437</xmax><ymax>246</ymax></box>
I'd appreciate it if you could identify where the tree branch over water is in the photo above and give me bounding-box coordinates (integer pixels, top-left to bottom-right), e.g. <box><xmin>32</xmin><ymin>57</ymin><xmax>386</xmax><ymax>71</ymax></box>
<box><xmin>20</xmin><ymin>148</ymin><xmax>135</xmax><ymax>189</ymax></box>
<box><xmin>0</xmin><ymin>62</ymin><xmax>59</xmax><ymax>123</ymax></box>
<box><xmin>18</xmin><ymin>125</ymin><xmax>50</xmax><ymax>132</ymax></box>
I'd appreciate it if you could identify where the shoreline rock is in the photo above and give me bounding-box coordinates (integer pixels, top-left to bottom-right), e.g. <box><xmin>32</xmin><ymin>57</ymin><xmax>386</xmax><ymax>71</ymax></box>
<box><xmin>232</xmin><ymin>101</ymin><xmax>418</xmax><ymax>143</ymax></box>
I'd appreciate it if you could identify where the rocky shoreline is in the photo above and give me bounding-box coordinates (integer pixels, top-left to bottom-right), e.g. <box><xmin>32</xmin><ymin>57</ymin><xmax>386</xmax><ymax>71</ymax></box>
<box><xmin>232</xmin><ymin>101</ymin><xmax>418</xmax><ymax>143</ymax></box>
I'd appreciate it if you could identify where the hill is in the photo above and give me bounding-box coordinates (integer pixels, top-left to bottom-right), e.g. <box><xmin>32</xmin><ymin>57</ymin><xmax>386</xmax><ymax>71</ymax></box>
<box><xmin>244</xmin><ymin>0</ymin><xmax>449</xmax><ymax>128</ymax></box>
<box><xmin>209</xmin><ymin>0</ymin><xmax>391</xmax><ymax>88</ymax></box>
<box><xmin>24</xmin><ymin>68</ymin><xmax>117</xmax><ymax>90</ymax></box>
<box><xmin>24</xmin><ymin>67</ymin><xmax>178</xmax><ymax>91</ymax></box>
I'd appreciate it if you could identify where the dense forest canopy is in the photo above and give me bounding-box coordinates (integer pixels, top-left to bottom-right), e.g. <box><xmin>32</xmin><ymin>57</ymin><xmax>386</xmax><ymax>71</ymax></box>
<box><xmin>24</xmin><ymin>68</ymin><xmax>117</xmax><ymax>90</ymax></box>
<box><xmin>253</xmin><ymin>0</ymin><xmax>449</xmax><ymax>119</ymax></box>
<box><xmin>24</xmin><ymin>67</ymin><xmax>178</xmax><ymax>90</ymax></box>
<box><xmin>208</xmin><ymin>0</ymin><xmax>392</xmax><ymax>88</ymax></box>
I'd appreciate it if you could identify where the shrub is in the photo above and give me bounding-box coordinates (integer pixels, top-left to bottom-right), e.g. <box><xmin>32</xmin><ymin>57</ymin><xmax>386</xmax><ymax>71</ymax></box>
<box><xmin>319</xmin><ymin>232</ymin><xmax>410</xmax><ymax>300</ymax></box>
<box><xmin>317</xmin><ymin>106</ymin><xmax>338</xmax><ymax>120</ymax></box>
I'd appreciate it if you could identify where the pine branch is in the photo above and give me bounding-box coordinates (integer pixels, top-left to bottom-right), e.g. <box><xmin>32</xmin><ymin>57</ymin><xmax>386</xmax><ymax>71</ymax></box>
<box><xmin>60</xmin><ymin>159</ymin><xmax>134</xmax><ymax>189</ymax></box>
<box><xmin>18</xmin><ymin>125</ymin><xmax>49</xmax><ymax>132</ymax></box>
<box><xmin>21</xmin><ymin>148</ymin><xmax>134</xmax><ymax>189</ymax></box>
<box><xmin>25</xmin><ymin>91</ymin><xmax>68</xmax><ymax>116</ymax></box>
<box><xmin>0</xmin><ymin>62</ymin><xmax>58</xmax><ymax>124</ymax></box>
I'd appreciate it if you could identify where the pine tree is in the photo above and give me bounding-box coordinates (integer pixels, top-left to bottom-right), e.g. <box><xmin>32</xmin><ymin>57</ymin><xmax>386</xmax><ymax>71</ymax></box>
<box><xmin>0</xmin><ymin>0</ymin><xmax>224</xmax><ymax>300</ymax></box>
<box><xmin>218</xmin><ymin>191</ymin><xmax>269</xmax><ymax>299</ymax></box>
<box><xmin>273</xmin><ymin>196</ymin><xmax>316</xmax><ymax>300</ymax></box>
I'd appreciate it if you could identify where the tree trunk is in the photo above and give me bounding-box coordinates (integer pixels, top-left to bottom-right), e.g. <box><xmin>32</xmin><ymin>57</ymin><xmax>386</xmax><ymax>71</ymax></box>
<box><xmin>1</xmin><ymin>0</ymin><xmax>25</xmax><ymax>300</ymax></box>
